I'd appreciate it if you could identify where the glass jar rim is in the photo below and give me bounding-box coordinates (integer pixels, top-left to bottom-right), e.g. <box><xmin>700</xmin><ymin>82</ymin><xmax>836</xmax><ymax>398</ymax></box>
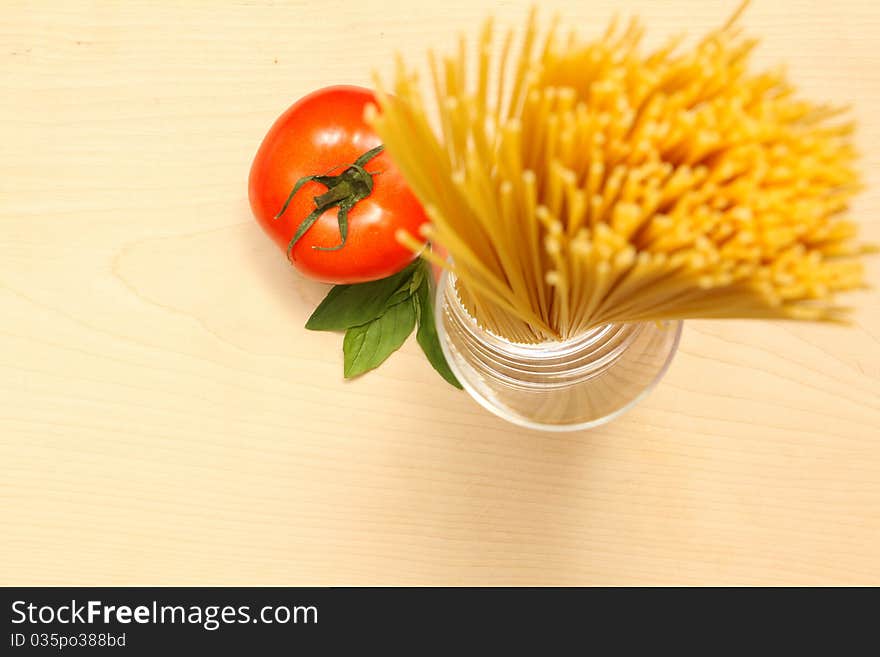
<box><xmin>435</xmin><ymin>269</ymin><xmax>684</xmax><ymax>431</ymax></box>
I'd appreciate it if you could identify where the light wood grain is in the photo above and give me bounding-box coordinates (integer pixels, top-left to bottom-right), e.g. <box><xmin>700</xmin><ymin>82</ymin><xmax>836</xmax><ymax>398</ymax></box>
<box><xmin>1</xmin><ymin>0</ymin><xmax>878</xmax><ymax>585</ymax></box>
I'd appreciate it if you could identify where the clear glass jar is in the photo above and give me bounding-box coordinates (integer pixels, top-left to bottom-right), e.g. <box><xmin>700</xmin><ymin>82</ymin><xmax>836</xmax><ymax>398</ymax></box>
<box><xmin>435</xmin><ymin>271</ymin><xmax>682</xmax><ymax>431</ymax></box>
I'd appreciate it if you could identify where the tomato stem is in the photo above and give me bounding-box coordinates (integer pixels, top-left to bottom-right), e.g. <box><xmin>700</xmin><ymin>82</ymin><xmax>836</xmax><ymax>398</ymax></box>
<box><xmin>274</xmin><ymin>145</ymin><xmax>385</xmax><ymax>258</ymax></box>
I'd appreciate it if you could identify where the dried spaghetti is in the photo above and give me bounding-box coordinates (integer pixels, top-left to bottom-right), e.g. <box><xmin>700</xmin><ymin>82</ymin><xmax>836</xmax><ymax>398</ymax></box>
<box><xmin>369</xmin><ymin>3</ymin><xmax>870</xmax><ymax>342</ymax></box>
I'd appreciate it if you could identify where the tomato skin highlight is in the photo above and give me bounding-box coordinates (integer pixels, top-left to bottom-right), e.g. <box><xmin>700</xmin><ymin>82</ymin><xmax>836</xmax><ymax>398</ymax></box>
<box><xmin>248</xmin><ymin>85</ymin><xmax>428</xmax><ymax>284</ymax></box>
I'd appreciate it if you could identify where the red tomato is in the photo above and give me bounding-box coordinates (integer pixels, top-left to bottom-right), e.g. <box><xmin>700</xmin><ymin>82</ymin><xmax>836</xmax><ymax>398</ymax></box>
<box><xmin>248</xmin><ymin>85</ymin><xmax>428</xmax><ymax>284</ymax></box>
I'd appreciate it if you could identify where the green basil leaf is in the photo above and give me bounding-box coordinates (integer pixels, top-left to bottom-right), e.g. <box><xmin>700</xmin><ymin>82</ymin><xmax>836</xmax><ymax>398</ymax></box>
<box><xmin>415</xmin><ymin>270</ymin><xmax>463</xmax><ymax>389</ymax></box>
<box><xmin>409</xmin><ymin>263</ymin><xmax>425</xmax><ymax>296</ymax></box>
<box><xmin>305</xmin><ymin>261</ymin><xmax>418</xmax><ymax>331</ymax></box>
<box><xmin>343</xmin><ymin>298</ymin><xmax>417</xmax><ymax>378</ymax></box>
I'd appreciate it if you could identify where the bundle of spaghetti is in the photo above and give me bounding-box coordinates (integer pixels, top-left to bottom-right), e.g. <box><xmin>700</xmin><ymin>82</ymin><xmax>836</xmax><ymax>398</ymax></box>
<box><xmin>368</xmin><ymin>3</ymin><xmax>871</xmax><ymax>342</ymax></box>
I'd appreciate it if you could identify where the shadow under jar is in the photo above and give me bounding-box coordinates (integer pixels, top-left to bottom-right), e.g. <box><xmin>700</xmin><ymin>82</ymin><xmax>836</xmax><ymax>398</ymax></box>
<box><xmin>435</xmin><ymin>271</ymin><xmax>683</xmax><ymax>431</ymax></box>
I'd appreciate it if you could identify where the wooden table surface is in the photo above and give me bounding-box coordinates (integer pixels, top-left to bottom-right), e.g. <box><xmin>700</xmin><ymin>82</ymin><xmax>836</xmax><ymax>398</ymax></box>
<box><xmin>2</xmin><ymin>0</ymin><xmax>879</xmax><ymax>585</ymax></box>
